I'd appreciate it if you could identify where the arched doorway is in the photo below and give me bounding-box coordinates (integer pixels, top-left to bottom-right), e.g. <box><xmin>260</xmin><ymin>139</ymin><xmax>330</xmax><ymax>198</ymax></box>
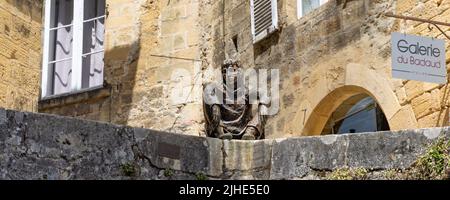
<box><xmin>321</xmin><ymin>94</ymin><xmax>390</xmax><ymax>134</ymax></box>
<box><xmin>294</xmin><ymin>63</ymin><xmax>413</xmax><ymax>137</ymax></box>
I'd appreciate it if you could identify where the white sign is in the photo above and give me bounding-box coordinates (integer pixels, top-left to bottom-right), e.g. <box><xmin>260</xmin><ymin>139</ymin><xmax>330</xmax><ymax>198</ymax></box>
<box><xmin>391</xmin><ymin>32</ymin><xmax>447</xmax><ymax>84</ymax></box>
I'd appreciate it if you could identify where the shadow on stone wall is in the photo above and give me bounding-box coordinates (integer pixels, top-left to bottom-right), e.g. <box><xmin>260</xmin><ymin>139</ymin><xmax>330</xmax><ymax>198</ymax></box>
<box><xmin>37</xmin><ymin>0</ymin><xmax>165</xmax><ymax>130</ymax></box>
<box><xmin>104</xmin><ymin>40</ymin><xmax>141</xmax><ymax>125</ymax></box>
<box><xmin>38</xmin><ymin>40</ymin><xmax>142</xmax><ymax>126</ymax></box>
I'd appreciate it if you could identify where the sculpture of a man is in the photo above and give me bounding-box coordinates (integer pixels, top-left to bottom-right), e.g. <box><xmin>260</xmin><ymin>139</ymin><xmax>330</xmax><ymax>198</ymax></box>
<box><xmin>203</xmin><ymin>60</ymin><xmax>266</xmax><ymax>140</ymax></box>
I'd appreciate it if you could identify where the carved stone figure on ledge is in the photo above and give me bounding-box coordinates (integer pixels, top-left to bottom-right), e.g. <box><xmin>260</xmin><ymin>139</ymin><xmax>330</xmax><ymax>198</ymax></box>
<box><xmin>203</xmin><ymin>60</ymin><xmax>266</xmax><ymax>140</ymax></box>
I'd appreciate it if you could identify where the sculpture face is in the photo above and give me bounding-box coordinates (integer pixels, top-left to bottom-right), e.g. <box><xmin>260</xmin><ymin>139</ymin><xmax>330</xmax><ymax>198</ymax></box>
<box><xmin>222</xmin><ymin>63</ymin><xmax>240</xmax><ymax>85</ymax></box>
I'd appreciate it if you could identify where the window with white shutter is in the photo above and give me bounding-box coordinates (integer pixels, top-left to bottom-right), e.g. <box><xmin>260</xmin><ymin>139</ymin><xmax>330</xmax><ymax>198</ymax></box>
<box><xmin>297</xmin><ymin>0</ymin><xmax>328</xmax><ymax>18</ymax></box>
<box><xmin>250</xmin><ymin>0</ymin><xmax>278</xmax><ymax>43</ymax></box>
<box><xmin>41</xmin><ymin>0</ymin><xmax>105</xmax><ymax>98</ymax></box>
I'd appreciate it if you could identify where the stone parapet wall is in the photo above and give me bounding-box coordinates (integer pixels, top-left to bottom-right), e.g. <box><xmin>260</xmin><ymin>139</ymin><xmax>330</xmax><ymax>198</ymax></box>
<box><xmin>1</xmin><ymin>108</ymin><xmax>448</xmax><ymax>180</ymax></box>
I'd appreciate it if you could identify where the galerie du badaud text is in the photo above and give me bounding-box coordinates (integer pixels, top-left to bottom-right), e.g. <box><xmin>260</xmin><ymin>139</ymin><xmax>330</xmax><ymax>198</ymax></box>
<box><xmin>396</xmin><ymin>36</ymin><xmax>442</xmax><ymax>68</ymax></box>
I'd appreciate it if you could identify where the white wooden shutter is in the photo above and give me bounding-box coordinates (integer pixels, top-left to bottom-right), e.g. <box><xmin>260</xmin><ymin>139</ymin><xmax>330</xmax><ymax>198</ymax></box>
<box><xmin>250</xmin><ymin>0</ymin><xmax>278</xmax><ymax>43</ymax></box>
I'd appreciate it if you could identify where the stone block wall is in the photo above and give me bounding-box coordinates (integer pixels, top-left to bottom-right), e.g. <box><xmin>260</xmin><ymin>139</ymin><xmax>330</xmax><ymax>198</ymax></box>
<box><xmin>394</xmin><ymin>0</ymin><xmax>450</xmax><ymax>130</ymax></box>
<box><xmin>200</xmin><ymin>0</ymin><xmax>450</xmax><ymax>138</ymax></box>
<box><xmin>131</xmin><ymin>0</ymin><xmax>204</xmax><ymax>136</ymax></box>
<box><xmin>1</xmin><ymin>108</ymin><xmax>448</xmax><ymax>180</ymax></box>
<box><xmin>0</xmin><ymin>0</ymin><xmax>42</xmax><ymax>112</ymax></box>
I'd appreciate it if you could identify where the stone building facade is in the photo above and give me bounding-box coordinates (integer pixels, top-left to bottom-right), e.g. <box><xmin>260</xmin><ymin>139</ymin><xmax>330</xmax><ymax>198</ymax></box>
<box><xmin>1</xmin><ymin>0</ymin><xmax>450</xmax><ymax>138</ymax></box>
<box><xmin>199</xmin><ymin>0</ymin><xmax>450</xmax><ymax>138</ymax></box>
<box><xmin>0</xmin><ymin>0</ymin><xmax>205</xmax><ymax>136</ymax></box>
<box><xmin>36</xmin><ymin>0</ymin><xmax>205</xmax><ymax>136</ymax></box>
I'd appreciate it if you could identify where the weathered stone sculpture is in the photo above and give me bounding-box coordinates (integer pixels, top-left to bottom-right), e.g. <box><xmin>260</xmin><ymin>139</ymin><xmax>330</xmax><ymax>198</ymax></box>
<box><xmin>203</xmin><ymin>61</ymin><xmax>266</xmax><ymax>140</ymax></box>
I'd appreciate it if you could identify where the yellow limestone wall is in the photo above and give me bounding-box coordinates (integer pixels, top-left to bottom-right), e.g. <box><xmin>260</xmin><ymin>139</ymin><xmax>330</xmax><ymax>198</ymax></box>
<box><xmin>0</xmin><ymin>0</ymin><xmax>42</xmax><ymax>112</ymax></box>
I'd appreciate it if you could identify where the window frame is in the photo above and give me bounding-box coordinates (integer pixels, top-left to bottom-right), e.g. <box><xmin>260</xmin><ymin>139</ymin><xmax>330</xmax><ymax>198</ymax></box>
<box><xmin>41</xmin><ymin>0</ymin><xmax>106</xmax><ymax>99</ymax></box>
<box><xmin>297</xmin><ymin>0</ymin><xmax>328</xmax><ymax>19</ymax></box>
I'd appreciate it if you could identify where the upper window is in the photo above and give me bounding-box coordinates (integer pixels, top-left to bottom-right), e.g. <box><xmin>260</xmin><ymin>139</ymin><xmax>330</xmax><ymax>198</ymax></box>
<box><xmin>297</xmin><ymin>0</ymin><xmax>328</xmax><ymax>18</ymax></box>
<box><xmin>321</xmin><ymin>94</ymin><xmax>390</xmax><ymax>135</ymax></box>
<box><xmin>41</xmin><ymin>0</ymin><xmax>105</xmax><ymax>98</ymax></box>
<box><xmin>250</xmin><ymin>0</ymin><xmax>278</xmax><ymax>43</ymax></box>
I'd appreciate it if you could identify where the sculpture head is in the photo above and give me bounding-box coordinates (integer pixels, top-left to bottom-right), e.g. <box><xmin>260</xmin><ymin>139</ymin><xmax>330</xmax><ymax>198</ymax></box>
<box><xmin>222</xmin><ymin>60</ymin><xmax>241</xmax><ymax>84</ymax></box>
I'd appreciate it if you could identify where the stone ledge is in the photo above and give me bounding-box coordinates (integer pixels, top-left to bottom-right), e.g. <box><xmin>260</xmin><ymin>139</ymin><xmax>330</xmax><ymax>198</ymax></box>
<box><xmin>38</xmin><ymin>85</ymin><xmax>111</xmax><ymax>110</ymax></box>
<box><xmin>270</xmin><ymin>128</ymin><xmax>449</xmax><ymax>179</ymax></box>
<box><xmin>0</xmin><ymin>108</ymin><xmax>448</xmax><ymax>180</ymax></box>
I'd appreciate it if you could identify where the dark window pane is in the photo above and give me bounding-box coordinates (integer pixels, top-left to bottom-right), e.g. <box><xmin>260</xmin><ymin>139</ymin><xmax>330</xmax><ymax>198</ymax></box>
<box><xmin>50</xmin><ymin>0</ymin><xmax>73</xmax><ymax>28</ymax></box>
<box><xmin>82</xmin><ymin>0</ymin><xmax>105</xmax><ymax>89</ymax></box>
<box><xmin>321</xmin><ymin>95</ymin><xmax>390</xmax><ymax>135</ymax></box>
<box><xmin>302</xmin><ymin>0</ymin><xmax>320</xmax><ymax>16</ymax></box>
<box><xmin>48</xmin><ymin>0</ymin><xmax>74</xmax><ymax>96</ymax></box>
<box><xmin>84</xmin><ymin>0</ymin><xmax>106</xmax><ymax>20</ymax></box>
<box><xmin>335</xmin><ymin>105</ymin><xmax>377</xmax><ymax>134</ymax></box>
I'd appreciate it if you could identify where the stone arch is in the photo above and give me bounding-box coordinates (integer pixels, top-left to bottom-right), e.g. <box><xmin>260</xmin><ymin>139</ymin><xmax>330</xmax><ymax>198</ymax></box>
<box><xmin>302</xmin><ymin>86</ymin><xmax>383</xmax><ymax>135</ymax></box>
<box><xmin>299</xmin><ymin>63</ymin><xmax>414</xmax><ymax>136</ymax></box>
